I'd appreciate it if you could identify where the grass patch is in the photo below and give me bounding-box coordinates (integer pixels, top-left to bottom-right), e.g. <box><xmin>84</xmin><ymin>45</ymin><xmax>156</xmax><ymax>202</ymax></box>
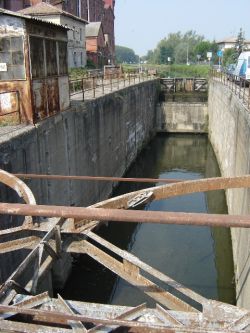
<box><xmin>122</xmin><ymin>64</ymin><xmax>210</xmax><ymax>78</ymax></box>
<box><xmin>69</xmin><ymin>67</ymin><xmax>88</xmax><ymax>80</ymax></box>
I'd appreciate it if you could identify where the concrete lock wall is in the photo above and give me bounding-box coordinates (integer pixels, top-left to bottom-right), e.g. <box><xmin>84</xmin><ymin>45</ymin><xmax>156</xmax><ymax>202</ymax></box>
<box><xmin>208</xmin><ymin>79</ymin><xmax>250</xmax><ymax>310</ymax></box>
<box><xmin>0</xmin><ymin>80</ymin><xmax>158</xmax><ymax>285</ymax></box>
<box><xmin>157</xmin><ymin>101</ymin><xmax>208</xmax><ymax>133</ymax></box>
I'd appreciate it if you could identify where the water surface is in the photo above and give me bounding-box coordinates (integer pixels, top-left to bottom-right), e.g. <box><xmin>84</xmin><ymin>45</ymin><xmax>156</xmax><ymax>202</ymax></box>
<box><xmin>61</xmin><ymin>134</ymin><xmax>235</xmax><ymax>307</ymax></box>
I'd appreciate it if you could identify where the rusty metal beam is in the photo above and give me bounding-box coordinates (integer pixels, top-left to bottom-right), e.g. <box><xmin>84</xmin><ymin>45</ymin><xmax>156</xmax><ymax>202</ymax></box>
<box><xmin>90</xmin><ymin>175</ymin><xmax>250</xmax><ymax>210</ymax></box>
<box><xmin>0</xmin><ymin>304</ymin><xmax>246</xmax><ymax>333</ymax></box>
<box><xmin>0</xmin><ymin>226</ymin><xmax>26</xmax><ymax>237</ymax></box>
<box><xmin>0</xmin><ymin>236</ymin><xmax>40</xmax><ymax>254</ymax></box>
<box><xmin>1</xmin><ymin>292</ymin><xmax>50</xmax><ymax>320</ymax></box>
<box><xmin>0</xmin><ymin>169</ymin><xmax>36</xmax><ymax>226</ymax></box>
<box><xmin>0</xmin><ymin>170</ymin><xmax>36</xmax><ymax>206</ymax></box>
<box><xmin>88</xmin><ymin>303</ymin><xmax>147</xmax><ymax>333</ymax></box>
<box><xmin>0</xmin><ymin>219</ymin><xmax>65</xmax><ymax>304</ymax></box>
<box><xmin>1</xmin><ymin>203</ymin><xmax>250</xmax><ymax>228</ymax></box>
<box><xmin>83</xmin><ymin>231</ymin><xmax>206</xmax><ymax>306</ymax></box>
<box><xmin>14</xmin><ymin>173</ymin><xmax>182</xmax><ymax>184</ymax></box>
<box><xmin>57</xmin><ymin>294</ymin><xmax>87</xmax><ymax>332</ymax></box>
<box><xmin>14</xmin><ymin>292</ymin><xmax>50</xmax><ymax>308</ymax></box>
<box><xmin>0</xmin><ymin>320</ymin><xmax>71</xmax><ymax>333</ymax></box>
<box><xmin>156</xmin><ymin>304</ymin><xmax>185</xmax><ymax>326</ymax></box>
<box><xmin>67</xmin><ymin>239</ymin><xmax>198</xmax><ymax>312</ymax></box>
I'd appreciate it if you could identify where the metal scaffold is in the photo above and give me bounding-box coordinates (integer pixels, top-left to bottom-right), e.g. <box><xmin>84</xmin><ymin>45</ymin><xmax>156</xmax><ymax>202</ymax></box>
<box><xmin>0</xmin><ymin>169</ymin><xmax>250</xmax><ymax>332</ymax></box>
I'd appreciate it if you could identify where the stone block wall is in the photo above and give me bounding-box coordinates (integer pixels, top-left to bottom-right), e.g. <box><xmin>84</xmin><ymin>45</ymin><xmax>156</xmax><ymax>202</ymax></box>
<box><xmin>157</xmin><ymin>102</ymin><xmax>208</xmax><ymax>133</ymax></box>
<box><xmin>208</xmin><ymin>79</ymin><xmax>250</xmax><ymax>309</ymax></box>
<box><xmin>0</xmin><ymin>79</ymin><xmax>158</xmax><ymax>285</ymax></box>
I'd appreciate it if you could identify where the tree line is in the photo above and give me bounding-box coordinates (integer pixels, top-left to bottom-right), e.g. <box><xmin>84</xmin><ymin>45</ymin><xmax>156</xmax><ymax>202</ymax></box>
<box><xmin>116</xmin><ymin>29</ymin><xmax>247</xmax><ymax>66</ymax></box>
<box><xmin>144</xmin><ymin>31</ymin><xmax>218</xmax><ymax>64</ymax></box>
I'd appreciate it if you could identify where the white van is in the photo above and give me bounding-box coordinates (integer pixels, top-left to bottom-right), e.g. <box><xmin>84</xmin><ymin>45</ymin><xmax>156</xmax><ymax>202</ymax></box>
<box><xmin>234</xmin><ymin>51</ymin><xmax>250</xmax><ymax>80</ymax></box>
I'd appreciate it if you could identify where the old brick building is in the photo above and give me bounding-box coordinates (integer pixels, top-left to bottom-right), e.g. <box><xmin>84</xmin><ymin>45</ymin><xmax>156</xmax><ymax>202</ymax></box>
<box><xmin>0</xmin><ymin>0</ymin><xmax>116</xmax><ymax>66</ymax></box>
<box><xmin>0</xmin><ymin>0</ymin><xmax>30</xmax><ymax>10</ymax></box>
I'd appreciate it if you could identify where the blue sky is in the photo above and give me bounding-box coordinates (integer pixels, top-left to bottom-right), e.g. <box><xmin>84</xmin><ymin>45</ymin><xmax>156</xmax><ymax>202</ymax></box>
<box><xmin>115</xmin><ymin>0</ymin><xmax>250</xmax><ymax>56</ymax></box>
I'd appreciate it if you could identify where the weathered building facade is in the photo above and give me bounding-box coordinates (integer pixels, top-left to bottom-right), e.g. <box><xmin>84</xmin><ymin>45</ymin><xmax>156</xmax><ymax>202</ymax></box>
<box><xmin>19</xmin><ymin>2</ymin><xmax>88</xmax><ymax>68</ymax></box>
<box><xmin>0</xmin><ymin>9</ymin><xmax>70</xmax><ymax>124</ymax></box>
<box><xmin>0</xmin><ymin>0</ymin><xmax>30</xmax><ymax>11</ymax></box>
<box><xmin>86</xmin><ymin>22</ymin><xmax>106</xmax><ymax>66</ymax></box>
<box><xmin>0</xmin><ymin>0</ymin><xmax>116</xmax><ymax>66</ymax></box>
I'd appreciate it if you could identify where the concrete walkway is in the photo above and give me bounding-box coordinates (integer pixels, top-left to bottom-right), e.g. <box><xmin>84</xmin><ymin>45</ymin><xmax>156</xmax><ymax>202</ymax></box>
<box><xmin>70</xmin><ymin>76</ymin><xmax>156</xmax><ymax>101</ymax></box>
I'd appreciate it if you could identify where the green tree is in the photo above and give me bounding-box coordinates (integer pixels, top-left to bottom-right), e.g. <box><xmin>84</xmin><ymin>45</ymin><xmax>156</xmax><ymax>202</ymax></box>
<box><xmin>195</xmin><ymin>41</ymin><xmax>212</xmax><ymax>60</ymax></box>
<box><xmin>194</xmin><ymin>40</ymin><xmax>218</xmax><ymax>63</ymax></box>
<box><xmin>145</xmin><ymin>30</ymin><xmax>205</xmax><ymax>64</ymax></box>
<box><xmin>115</xmin><ymin>45</ymin><xmax>139</xmax><ymax>64</ymax></box>
<box><xmin>175</xmin><ymin>42</ymin><xmax>189</xmax><ymax>64</ymax></box>
<box><xmin>234</xmin><ymin>28</ymin><xmax>245</xmax><ymax>60</ymax></box>
<box><xmin>223</xmin><ymin>48</ymin><xmax>235</xmax><ymax>65</ymax></box>
<box><xmin>143</xmin><ymin>50</ymin><xmax>154</xmax><ymax>62</ymax></box>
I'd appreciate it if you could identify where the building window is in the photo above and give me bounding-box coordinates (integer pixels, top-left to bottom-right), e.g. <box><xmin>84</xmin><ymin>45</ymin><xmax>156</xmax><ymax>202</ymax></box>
<box><xmin>77</xmin><ymin>0</ymin><xmax>81</xmax><ymax>17</ymax></box>
<box><xmin>73</xmin><ymin>26</ymin><xmax>76</xmax><ymax>40</ymax></box>
<box><xmin>29</xmin><ymin>36</ymin><xmax>45</xmax><ymax>79</ymax></box>
<box><xmin>0</xmin><ymin>36</ymin><xmax>25</xmax><ymax>81</ymax></box>
<box><xmin>58</xmin><ymin>42</ymin><xmax>68</xmax><ymax>75</ymax></box>
<box><xmin>45</xmin><ymin>39</ymin><xmax>58</xmax><ymax>76</ymax></box>
<box><xmin>73</xmin><ymin>52</ymin><xmax>77</xmax><ymax>66</ymax></box>
<box><xmin>80</xmin><ymin>28</ymin><xmax>83</xmax><ymax>41</ymax></box>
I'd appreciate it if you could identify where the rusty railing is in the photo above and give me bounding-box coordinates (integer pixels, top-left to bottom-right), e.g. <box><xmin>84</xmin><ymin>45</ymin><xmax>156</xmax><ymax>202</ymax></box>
<box><xmin>210</xmin><ymin>69</ymin><xmax>250</xmax><ymax>109</ymax></box>
<box><xmin>1</xmin><ymin>170</ymin><xmax>250</xmax><ymax>332</ymax></box>
<box><xmin>69</xmin><ymin>73</ymin><xmax>156</xmax><ymax>101</ymax></box>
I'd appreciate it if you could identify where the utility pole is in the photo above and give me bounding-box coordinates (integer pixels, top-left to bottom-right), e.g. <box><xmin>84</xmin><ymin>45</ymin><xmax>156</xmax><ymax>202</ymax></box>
<box><xmin>186</xmin><ymin>44</ymin><xmax>189</xmax><ymax>65</ymax></box>
<box><xmin>78</xmin><ymin>0</ymin><xmax>81</xmax><ymax>17</ymax></box>
<box><xmin>87</xmin><ymin>0</ymin><xmax>90</xmax><ymax>21</ymax></box>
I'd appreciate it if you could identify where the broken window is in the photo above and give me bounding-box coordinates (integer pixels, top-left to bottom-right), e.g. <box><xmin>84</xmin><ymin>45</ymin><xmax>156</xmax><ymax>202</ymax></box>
<box><xmin>46</xmin><ymin>39</ymin><xmax>58</xmax><ymax>76</ymax></box>
<box><xmin>0</xmin><ymin>36</ymin><xmax>25</xmax><ymax>81</ymax></box>
<box><xmin>58</xmin><ymin>42</ymin><xmax>68</xmax><ymax>75</ymax></box>
<box><xmin>29</xmin><ymin>36</ymin><xmax>45</xmax><ymax>79</ymax></box>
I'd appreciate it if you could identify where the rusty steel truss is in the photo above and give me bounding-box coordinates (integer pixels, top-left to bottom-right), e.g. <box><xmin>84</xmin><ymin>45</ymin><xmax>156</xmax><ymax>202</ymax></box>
<box><xmin>0</xmin><ymin>169</ymin><xmax>250</xmax><ymax>332</ymax></box>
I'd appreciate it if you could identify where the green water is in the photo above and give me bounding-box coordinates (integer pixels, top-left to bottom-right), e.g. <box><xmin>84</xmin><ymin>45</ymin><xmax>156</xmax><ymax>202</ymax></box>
<box><xmin>61</xmin><ymin>134</ymin><xmax>236</xmax><ymax>307</ymax></box>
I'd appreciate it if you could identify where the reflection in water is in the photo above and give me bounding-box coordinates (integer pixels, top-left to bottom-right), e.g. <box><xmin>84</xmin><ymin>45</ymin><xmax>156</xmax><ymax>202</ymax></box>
<box><xmin>60</xmin><ymin>134</ymin><xmax>235</xmax><ymax>307</ymax></box>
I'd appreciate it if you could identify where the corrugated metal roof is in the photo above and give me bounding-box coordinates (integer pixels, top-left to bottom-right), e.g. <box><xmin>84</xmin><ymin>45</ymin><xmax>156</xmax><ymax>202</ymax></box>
<box><xmin>86</xmin><ymin>22</ymin><xmax>102</xmax><ymax>37</ymax></box>
<box><xmin>0</xmin><ymin>8</ymin><xmax>70</xmax><ymax>30</ymax></box>
<box><xmin>19</xmin><ymin>2</ymin><xmax>88</xmax><ymax>24</ymax></box>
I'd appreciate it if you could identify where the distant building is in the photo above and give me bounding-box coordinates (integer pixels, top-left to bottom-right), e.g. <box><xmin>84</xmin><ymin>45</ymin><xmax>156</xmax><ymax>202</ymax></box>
<box><xmin>0</xmin><ymin>9</ymin><xmax>70</xmax><ymax>124</ymax></box>
<box><xmin>217</xmin><ymin>37</ymin><xmax>250</xmax><ymax>51</ymax></box>
<box><xmin>19</xmin><ymin>2</ymin><xmax>88</xmax><ymax>68</ymax></box>
<box><xmin>0</xmin><ymin>0</ymin><xmax>116</xmax><ymax>66</ymax></box>
<box><xmin>86</xmin><ymin>22</ymin><xmax>106</xmax><ymax>66</ymax></box>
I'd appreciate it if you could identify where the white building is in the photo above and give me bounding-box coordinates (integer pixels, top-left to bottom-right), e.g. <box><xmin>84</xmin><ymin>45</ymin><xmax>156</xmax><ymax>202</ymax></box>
<box><xmin>19</xmin><ymin>2</ymin><xmax>88</xmax><ymax>68</ymax></box>
<box><xmin>217</xmin><ymin>37</ymin><xmax>250</xmax><ymax>51</ymax></box>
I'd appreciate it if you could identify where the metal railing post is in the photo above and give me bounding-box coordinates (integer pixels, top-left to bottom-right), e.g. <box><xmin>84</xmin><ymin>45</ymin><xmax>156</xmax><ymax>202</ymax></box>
<box><xmin>82</xmin><ymin>78</ymin><xmax>85</xmax><ymax>101</ymax></box>
<box><xmin>17</xmin><ymin>91</ymin><xmax>21</xmax><ymax>124</ymax></box>
<box><xmin>243</xmin><ymin>79</ymin><xmax>246</xmax><ymax>103</ymax></box>
<box><xmin>93</xmin><ymin>77</ymin><xmax>95</xmax><ymax>98</ymax></box>
<box><xmin>102</xmin><ymin>77</ymin><xmax>104</xmax><ymax>95</ymax></box>
<box><xmin>248</xmin><ymin>84</ymin><xmax>250</xmax><ymax>109</ymax></box>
